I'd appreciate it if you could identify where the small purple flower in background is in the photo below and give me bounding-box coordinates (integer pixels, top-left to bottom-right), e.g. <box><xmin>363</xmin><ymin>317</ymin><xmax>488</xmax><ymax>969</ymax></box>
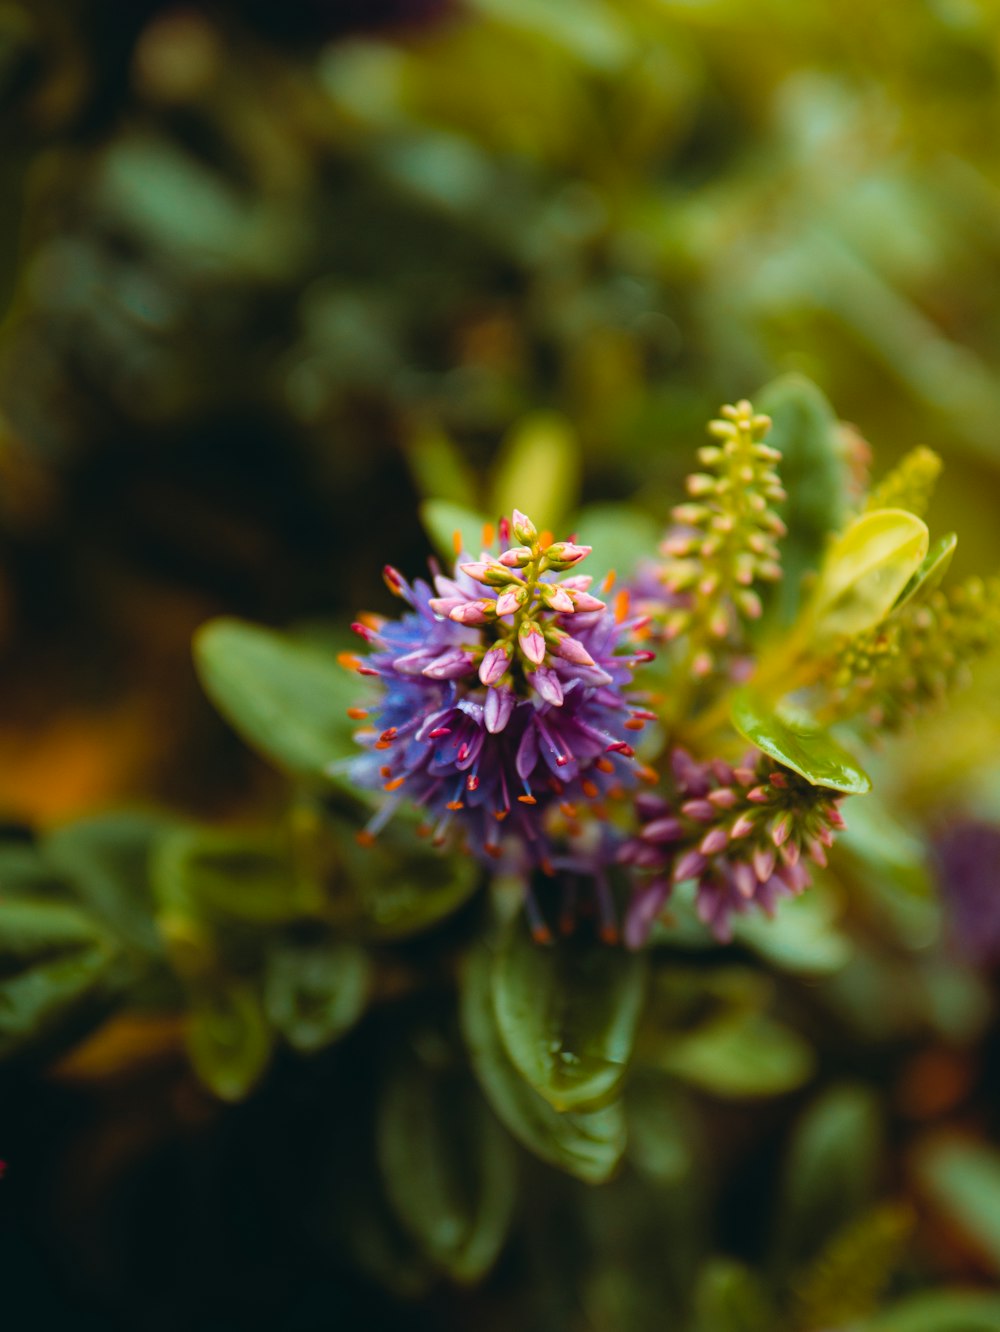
<box><xmin>932</xmin><ymin>821</ymin><xmax>1000</xmax><ymax>967</ymax></box>
<box><xmin>620</xmin><ymin>748</ymin><xmax>845</xmax><ymax>946</ymax></box>
<box><xmin>345</xmin><ymin>512</ymin><xmax>655</xmax><ymax>874</ymax></box>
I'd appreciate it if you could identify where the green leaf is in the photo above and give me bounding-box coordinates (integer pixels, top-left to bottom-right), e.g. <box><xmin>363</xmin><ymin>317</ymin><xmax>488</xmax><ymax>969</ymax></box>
<box><xmin>0</xmin><ymin>897</ymin><xmax>122</xmax><ymax>1060</ymax></box>
<box><xmin>490</xmin><ymin>411</ymin><xmax>580</xmax><ymax>535</ymax></box>
<box><xmin>838</xmin><ymin>796</ymin><xmax>934</xmax><ymax>900</ymax></box>
<box><xmin>914</xmin><ymin>1137</ymin><xmax>1000</xmax><ymax>1273</ymax></box>
<box><xmin>625</xmin><ymin>1070</ymin><xmax>697</xmax><ymax>1186</ymax></box>
<box><xmin>264</xmin><ymin>939</ymin><xmax>370</xmax><ymax>1053</ymax></box>
<box><xmin>569</xmin><ymin>502</ymin><xmax>662</xmax><ymax>589</ymax></box>
<box><xmin>793</xmin><ymin>1204</ymin><xmax>914</xmax><ymax>1331</ymax></box>
<box><xmin>335</xmin><ymin>821</ymin><xmax>481</xmax><ymax>940</ymax></box>
<box><xmin>405</xmin><ymin>424</ymin><xmax>479</xmax><ymax>508</ymax></box>
<box><xmin>733</xmin><ymin>882</ymin><xmax>851</xmax><ymax>976</ymax></box>
<box><xmin>755</xmin><ymin>374</ymin><xmax>852</xmax><ymax>624</ymax></box>
<box><xmin>45</xmin><ymin>811</ymin><xmax>182</xmax><ymax>954</ymax></box>
<box><xmin>731</xmin><ymin>690</ymin><xmax>871</xmax><ymax>793</ymax></box>
<box><xmin>460</xmin><ymin>945</ymin><xmax>626</xmax><ymax>1183</ymax></box>
<box><xmin>864</xmin><ymin>1291</ymin><xmax>1000</xmax><ymax>1332</ymax></box>
<box><xmin>693</xmin><ymin>1258</ymin><xmax>776</xmax><ymax>1332</ymax></box>
<box><xmin>153</xmin><ymin>826</ymin><xmax>321</xmax><ymax>925</ymax></box>
<box><xmin>186</xmin><ymin>976</ymin><xmax>272</xmax><ymax>1102</ymax></box>
<box><xmin>655</xmin><ymin>1009</ymin><xmax>814</xmax><ymax>1100</ymax></box>
<box><xmin>193</xmin><ymin>617</ymin><xmax>364</xmax><ymax>788</ymax></box>
<box><xmin>420</xmin><ymin>498</ymin><xmax>491</xmax><ymax>562</ymax></box>
<box><xmin>806</xmin><ymin>508</ymin><xmax>929</xmax><ymax>640</ymax></box>
<box><xmin>491</xmin><ymin>919</ymin><xmax>647</xmax><ymax>1112</ymax></box>
<box><xmin>892</xmin><ymin>530</ymin><xmax>957</xmax><ymax>613</ymax></box>
<box><xmin>377</xmin><ymin>1035</ymin><xmax>516</xmax><ymax>1283</ymax></box>
<box><xmin>771</xmin><ymin>1084</ymin><xmax>883</xmax><ymax>1272</ymax></box>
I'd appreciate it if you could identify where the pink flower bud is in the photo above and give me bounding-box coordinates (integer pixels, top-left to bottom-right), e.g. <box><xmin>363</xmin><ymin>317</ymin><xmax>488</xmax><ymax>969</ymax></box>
<box><xmin>511</xmin><ymin>509</ymin><xmax>537</xmax><ymax>545</ymax></box>
<box><xmin>532</xmin><ymin>667</ymin><xmax>564</xmax><ymax>707</ymax></box>
<box><xmin>449</xmin><ymin>600</ymin><xmax>491</xmax><ymax>625</ymax></box>
<box><xmin>479</xmin><ymin>642</ymin><xmax>512</xmax><ymax>686</ymax></box>
<box><xmin>566</xmin><ymin>590</ymin><xmax>606</xmax><ymax>613</ymax></box>
<box><xmin>460</xmin><ymin>560</ymin><xmax>512</xmax><ymax>588</ymax></box>
<box><xmin>552</xmin><ymin>633</ymin><xmax>596</xmax><ymax>666</ymax></box>
<box><xmin>674</xmin><ymin>850</ymin><xmax>707</xmax><ymax>883</ymax></box>
<box><xmin>518</xmin><ymin>621</ymin><xmax>546</xmax><ymax>665</ymax></box>
<box><xmin>699</xmin><ymin>827</ymin><xmax>729</xmax><ymax>856</ymax></box>
<box><xmin>494</xmin><ymin>586</ymin><xmax>526</xmax><ymax>616</ymax></box>
<box><xmin>540</xmin><ymin>583</ymin><xmax>575</xmax><ymax>613</ymax></box>
<box><xmin>484</xmin><ymin>685</ymin><xmax>515</xmax><ymax>734</ymax></box>
<box><xmin>499</xmin><ymin>546</ymin><xmax>533</xmax><ymax>568</ymax></box>
<box><xmin>543</xmin><ymin>542</ymin><xmax>591</xmax><ymax>571</ymax></box>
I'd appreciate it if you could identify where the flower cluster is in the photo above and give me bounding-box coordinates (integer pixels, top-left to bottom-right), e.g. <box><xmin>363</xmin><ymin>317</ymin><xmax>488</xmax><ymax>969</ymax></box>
<box><xmin>344</xmin><ymin>392</ymin><xmax>1000</xmax><ymax>952</ymax></box>
<box><xmin>650</xmin><ymin>400</ymin><xmax>785</xmax><ymax>674</ymax></box>
<box><xmin>346</xmin><ymin>512</ymin><xmax>654</xmax><ymax>867</ymax></box>
<box><xmin>828</xmin><ymin>574</ymin><xmax>1000</xmax><ymax>733</ymax></box>
<box><xmin>620</xmin><ymin>749</ymin><xmax>845</xmax><ymax>945</ymax></box>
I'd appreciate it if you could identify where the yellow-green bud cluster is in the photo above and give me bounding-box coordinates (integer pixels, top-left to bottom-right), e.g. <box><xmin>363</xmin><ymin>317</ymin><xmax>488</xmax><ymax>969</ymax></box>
<box><xmin>864</xmin><ymin>446</ymin><xmax>942</xmax><ymax>518</ymax></box>
<box><xmin>657</xmin><ymin>400</ymin><xmax>785</xmax><ymax>674</ymax></box>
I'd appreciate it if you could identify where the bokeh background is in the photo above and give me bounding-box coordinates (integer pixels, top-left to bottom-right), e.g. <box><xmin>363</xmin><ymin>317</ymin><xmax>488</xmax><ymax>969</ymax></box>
<box><xmin>3</xmin><ymin>1</ymin><xmax>1000</xmax><ymax>1327</ymax></box>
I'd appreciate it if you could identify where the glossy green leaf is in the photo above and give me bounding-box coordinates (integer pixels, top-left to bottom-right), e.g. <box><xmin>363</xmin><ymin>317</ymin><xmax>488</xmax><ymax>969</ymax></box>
<box><xmin>460</xmin><ymin>945</ymin><xmax>626</xmax><ymax>1183</ymax></box>
<box><xmin>807</xmin><ymin>508</ymin><xmax>929</xmax><ymax>640</ymax></box>
<box><xmin>45</xmin><ymin>811</ymin><xmax>182</xmax><ymax>954</ymax></box>
<box><xmin>755</xmin><ymin>374</ymin><xmax>852</xmax><ymax>624</ymax></box>
<box><xmin>193</xmin><ymin>617</ymin><xmax>365</xmax><ymax>788</ymax></box>
<box><xmin>915</xmin><ymin>1137</ymin><xmax>1000</xmax><ymax>1273</ymax></box>
<box><xmin>419</xmin><ymin>498</ymin><xmax>492</xmax><ymax>561</ymax></box>
<box><xmin>186</xmin><ymin>976</ymin><xmax>272</xmax><ymax>1102</ymax></box>
<box><xmin>377</xmin><ymin>1037</ymin><xmax>516</xmax><ymax>1283</ymax></box>
<box><xmin>0</xmin><ymin>897</ymin><xmax>122</xmax><ymax>1059</ymax></box>
<box><xmin>731</xmin><ymin>690</ymin><xmax>871</xmax><ymax>793</ymax></box>
<box><xmin>490</xmin><ymin>411</ymin><xmax>579</xmax><ymax>535</ymax></box>
<box><xmin>491</xmin><ymin>919</ymin><xmax>647</xmax><ymax>1112</ymax></box>
<box><xmin>656</xmin><ymin>1010</ymin><xmax>814</xmax><ymax>1099</ymax></box>
<box><xmin>264</xmin><ymin>939</ymin><xmax>371</xmax><ymax>1053</ymax></box>
<box><xmin>771</xmin><ymin>1084</ymin><xmax>883</xmax><ymax>1272</ymax></box>
<box><xmin>693</xmin><ymin>1258</ymin><xmax>775</xmax><ymax>1332</ymax></box>
<box><xmin>892</xmin><ymin>530</ymin><xmax>957</xmax><ymax>612</ymax></box>
<box><xmin>153</xmin><ymin>826</ymin><xmax>321</xmax><ymax>925</ymax></box>
<box><xmin>864</xmin><ymin>1291</ymin><xmax>1000</xmax><ymax>1332</ymax></box>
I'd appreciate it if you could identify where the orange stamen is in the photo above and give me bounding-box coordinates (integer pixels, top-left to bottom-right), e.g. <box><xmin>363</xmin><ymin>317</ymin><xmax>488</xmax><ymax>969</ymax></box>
<box><xmin>355</xmin><ymin>830</ymin><xmax>376</xmax><ymax>847</ymax></box>
<box><xmin>601</xmin><ymin>569</ymin><xmax>617</xmax><ymax>593</ymax></box>
<box><xmin>446</xmin><ymin>800</ymin><xmax>465</xmax><ymax>811</ymax></box>
<box><xmin>452</xmin><ymin>528</ymin><xmax>463</xmax><ymax>556</ymax></box>
<box><xmin>347</xmin><ymin>707</ymin><xmax>368</xmax><ymax>720</ymax></box>
<box><xmin>581</xmin><ymin>779</ymin><xmax>599</xmax><ymax>798</ymax></box>
<box><xmin>614</xmin><ymin>589</ymin><xmax>631</xmax><ymax>624</ymax></box>
<box><xmin>337</xmin><ymin>652</ymin><xmax>362</xmax><ymax>672</ymax></box>
<box><xmin>625</xmin><ymin>718</ymin><xmax>645</xmax><ymax>731</ymax></box>
<box><xmin>517</xmin><ymin>794</ymin><xmax>537</xmax><ymax>805</ymax></box>
<box><xmin>383</xmin><ymin>776</ymin><xmax>405</xmax><ymax>792</ymax></box>
<box><xmin>538</xmin><ymin>530</ymin><xmax>554</xmax><ymax>550</ymax></box>
<box><xmin>594</xmin><ymin>757</ymin><xmax>615</xmax><ymax>774</ymax></box>
<box><xmin>481</xmin><ymin>521</ymin><xmax>495</xmax><ymax>547</ymax></box>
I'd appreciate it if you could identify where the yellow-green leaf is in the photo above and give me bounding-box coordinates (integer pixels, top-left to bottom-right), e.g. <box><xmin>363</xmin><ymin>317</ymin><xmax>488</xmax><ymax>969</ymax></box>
<box><xmin>807</xmin><ymin>508</ymin><xmax>929</xmax><ymax>640</ymax></box>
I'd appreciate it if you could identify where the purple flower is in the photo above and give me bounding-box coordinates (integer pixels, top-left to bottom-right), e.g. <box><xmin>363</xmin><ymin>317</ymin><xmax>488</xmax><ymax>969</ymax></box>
<box><xmin>346</xmin><ymin>514</ymin><xmax>653</xmax><ymax>868</ymax></box>
<box><xmin>620</xmin><ymin>748</ymin><xmax>845</xmax><ymax>945</ymax></box>
<box><xmin>932</xmin><ymin>821</ymin><xmax>1000</xmax><ymax>967</ymax></box>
